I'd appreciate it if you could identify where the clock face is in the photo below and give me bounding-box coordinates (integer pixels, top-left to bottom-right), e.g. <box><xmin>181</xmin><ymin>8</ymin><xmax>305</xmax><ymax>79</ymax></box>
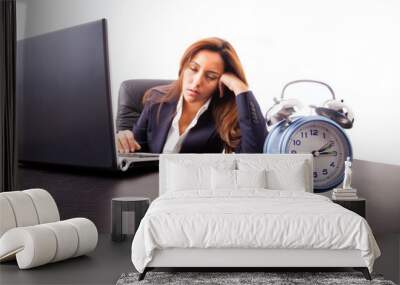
<box><xmin>285</xmin><ymin>121</ymin><xmax>350</xmax><ymax>190</ymax></box>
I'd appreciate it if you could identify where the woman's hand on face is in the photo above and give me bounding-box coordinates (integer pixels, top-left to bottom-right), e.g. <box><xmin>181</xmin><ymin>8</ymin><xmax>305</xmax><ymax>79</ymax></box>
<box><xmin>219</xmin><ymin>73</ymin><xmax>249</xmax><ymax>97</ymax></box>
<box><xmin>116</xmin><ymin>130</ymin><xmax>141</xmax><ymax>153</ymax></box>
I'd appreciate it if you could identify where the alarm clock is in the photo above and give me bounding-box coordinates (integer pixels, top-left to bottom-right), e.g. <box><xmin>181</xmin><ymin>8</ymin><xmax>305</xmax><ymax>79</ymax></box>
<box><xmin>264</xmin><ymin>80</ymin><xmax>354</xmax><ymax>192</ymax></box>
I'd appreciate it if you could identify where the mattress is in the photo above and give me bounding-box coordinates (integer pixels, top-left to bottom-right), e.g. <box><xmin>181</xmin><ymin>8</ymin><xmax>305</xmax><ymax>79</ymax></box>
<box><xmin>131</xmin><ymin>190</ymin><xmax>380</xmax><ymax>273</ymax></box>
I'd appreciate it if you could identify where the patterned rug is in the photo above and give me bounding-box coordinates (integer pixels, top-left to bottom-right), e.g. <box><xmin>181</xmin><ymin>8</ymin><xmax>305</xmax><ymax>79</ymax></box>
<box><xmin>116</xmin><ymin>271</ymin><xmax>396</xmax><ymax>285</ymax></box>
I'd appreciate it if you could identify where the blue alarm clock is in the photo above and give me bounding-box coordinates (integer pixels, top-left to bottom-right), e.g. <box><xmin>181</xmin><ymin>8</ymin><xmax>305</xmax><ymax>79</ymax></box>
<box><xmin>264</xmin><ymin>80</ymin><xmax>354</xmax><ymax>192</ymax></box>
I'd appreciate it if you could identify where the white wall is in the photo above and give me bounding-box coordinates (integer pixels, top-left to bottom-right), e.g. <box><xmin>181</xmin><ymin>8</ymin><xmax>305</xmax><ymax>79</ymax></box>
<box><xmin>16</xmin><ymin>0</ymin><xmax>400</xmax><ymax>165</ymax></box>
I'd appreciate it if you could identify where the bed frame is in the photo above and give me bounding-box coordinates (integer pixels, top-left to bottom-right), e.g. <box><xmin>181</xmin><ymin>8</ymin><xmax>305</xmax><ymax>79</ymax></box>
<box><xmin>140</xmin><ymin>248</ymin><xmax>371</xmax><ymax>280</ymax></box>
<box><xmin>138</xmin><ymin>154</ymin><xmax>372</xmax><ymax>281</ymax></box>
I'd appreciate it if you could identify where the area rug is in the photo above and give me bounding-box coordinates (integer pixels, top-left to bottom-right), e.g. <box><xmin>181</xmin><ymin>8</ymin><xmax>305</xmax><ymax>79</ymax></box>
<box><xmin>116</xmin><ymin>271</ymin><xmax>396</xmax><ymax>285</ymax></box>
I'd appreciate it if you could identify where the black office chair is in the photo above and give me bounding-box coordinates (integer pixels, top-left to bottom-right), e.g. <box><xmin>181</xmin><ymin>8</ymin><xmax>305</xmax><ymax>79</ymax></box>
<box><xmin>116</xmin><ymin>79</ymin><xmax>173</xmax><ymax>132</ymax></box>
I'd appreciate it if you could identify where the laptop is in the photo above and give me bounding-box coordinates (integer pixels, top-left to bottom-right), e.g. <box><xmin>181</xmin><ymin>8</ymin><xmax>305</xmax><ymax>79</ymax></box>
<box><xmin>16</xmin><ymin>19</ymin><xmax>158</xmax><ymax>171</ymax></box>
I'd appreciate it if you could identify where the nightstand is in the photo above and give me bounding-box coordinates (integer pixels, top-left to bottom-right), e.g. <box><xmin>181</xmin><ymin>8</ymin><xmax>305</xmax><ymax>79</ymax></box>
<box><xmin>332</xmin><ymin>197</ymin><xmax>366</xmax><ymax>218</ymax></box>
<box><xmin>111</xmin><ymin>197</ymin><xmax>150</xmax><ymax>242</ymax></box>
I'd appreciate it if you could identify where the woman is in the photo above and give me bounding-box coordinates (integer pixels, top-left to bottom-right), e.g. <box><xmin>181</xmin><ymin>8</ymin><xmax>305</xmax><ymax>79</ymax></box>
<box><xmin>117</xmin><ymin>37</ymin><xmax>267</xmax><ymax>154</ymax></box>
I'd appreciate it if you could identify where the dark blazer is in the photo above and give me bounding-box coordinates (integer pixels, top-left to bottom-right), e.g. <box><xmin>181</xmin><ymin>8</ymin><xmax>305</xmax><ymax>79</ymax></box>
<box><xmin>133</xmin><ymin>89</ymin><xmax>267</xmax><ymax>153</ymax></box>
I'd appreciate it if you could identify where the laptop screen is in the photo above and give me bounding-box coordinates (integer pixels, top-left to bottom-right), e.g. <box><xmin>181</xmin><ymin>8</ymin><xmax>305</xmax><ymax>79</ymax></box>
<box><xmin>16</xmin><ymin>19</ymin><xmax>117</xmax><ymax>169</ymax></box>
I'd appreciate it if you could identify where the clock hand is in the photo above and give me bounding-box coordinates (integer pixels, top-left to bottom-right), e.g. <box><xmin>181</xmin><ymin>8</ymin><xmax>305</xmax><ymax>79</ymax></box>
<box><xmin>318</xmin><ymin>151</ymin><xmax>337</xmax><ymax>156</ymax></box>
<box><xmin>318</xmin><ymin>140</ymin><xmax>335</xmax><ymax>152</ymax></box>
<box><xmin>311</xmin><ymin>150</ymin><xmax>337</xmax><ymax>157</ymax></box>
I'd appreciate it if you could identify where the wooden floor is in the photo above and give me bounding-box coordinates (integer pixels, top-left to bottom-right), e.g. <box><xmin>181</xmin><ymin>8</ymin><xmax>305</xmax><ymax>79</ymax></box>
<box><xmin>0</xmin><ymin>164</ymin><xmax>398</xmax><ymax>284</ymax></box>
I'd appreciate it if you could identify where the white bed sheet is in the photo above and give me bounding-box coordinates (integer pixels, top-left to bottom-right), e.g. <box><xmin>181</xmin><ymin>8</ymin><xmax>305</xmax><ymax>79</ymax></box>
<box><xmin>131</xmin><ymin>190</ymin><xmax>380</xmax><ymax>273</ymax></box>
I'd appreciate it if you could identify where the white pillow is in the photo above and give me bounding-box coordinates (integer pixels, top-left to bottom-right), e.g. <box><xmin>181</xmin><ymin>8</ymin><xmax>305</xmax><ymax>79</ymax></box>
<box><xmin>211</xmin><ymin>168</ymin><xmax>267</xmax><ymax>190</ymax></box>
<box><xmin>237</xmin><ymin>158</ymin><xmax>310</xmax><ymax>192</ymax></box>
<box><xmin>211</xmin><ymin>168</ymin><xmax>236</xmax><ymax>190</ymax></box>
<box><xmin>266</xmin><ymin>162</ymin><xmax>308</xmax><ymax>191</ymax></box>
<box><xmin>236</xmin><ymin>169</ymin><xmax>267</xmax><ymax>189</ymax></box>
<box><xmin>167</xmin><ymin>162</ymin><xmax>209</xmax><ymax>191</ymax></box>
<box><xmin>167</xmin><ymin>160</ymin><xmax>235</xmax><ymax>192</ymax></box>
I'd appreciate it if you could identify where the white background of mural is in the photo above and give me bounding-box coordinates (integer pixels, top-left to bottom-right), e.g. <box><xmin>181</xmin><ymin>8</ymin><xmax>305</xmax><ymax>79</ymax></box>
<box><xmin>16</xmin><ymin>0</ymin><xmax>400</xmax><ymax>165</ymax></box>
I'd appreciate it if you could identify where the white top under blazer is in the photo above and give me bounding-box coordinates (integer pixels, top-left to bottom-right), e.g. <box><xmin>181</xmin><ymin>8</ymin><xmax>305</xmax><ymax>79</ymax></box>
<box><xmin>162</xmin><ymin>95</ymin><xmax>211</xmax><ymax>153</ymax></box>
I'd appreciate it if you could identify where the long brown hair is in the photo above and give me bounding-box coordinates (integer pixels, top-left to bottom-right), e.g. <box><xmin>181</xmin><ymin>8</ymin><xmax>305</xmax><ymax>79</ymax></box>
<box><xmin>144</xmin><ymin>37</ymin><xmax>248</xmax><ymax>153</ymax></box>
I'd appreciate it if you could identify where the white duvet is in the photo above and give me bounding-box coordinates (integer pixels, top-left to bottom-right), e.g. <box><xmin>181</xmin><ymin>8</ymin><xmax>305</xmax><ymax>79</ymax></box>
<box><xmin>131</xmin><ymin>190</ymin><xmax>380</xmax><ymax>273</ymax></box>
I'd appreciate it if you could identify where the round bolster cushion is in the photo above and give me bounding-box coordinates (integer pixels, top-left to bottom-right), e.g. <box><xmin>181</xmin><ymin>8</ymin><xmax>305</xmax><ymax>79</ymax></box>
<box><xmin>0</xmin><ymin>196</ymin><xmax>17</xmax><ymax>237</ymax></box>
<box><xmin>0</xmin><ymin>218</ymin><xmax>98</xmax><ymax>269</ymax></box>
<box><xmin>23</xmin><ymin>188</ymin><xmax>60</xmax><ymax>224</ymax></box>
<box><xmin>0</xmin><ymin>191</ymin><xmax>40</xmax><ymax>228</ymax></box>
<box><xmin>0</xmin><ymin>189</ymin><xmax>60</xmax><ymax>238</ymax></box>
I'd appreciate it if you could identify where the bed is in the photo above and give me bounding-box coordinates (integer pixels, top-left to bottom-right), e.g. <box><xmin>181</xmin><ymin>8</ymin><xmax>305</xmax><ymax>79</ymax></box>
<box><xmin>131</xmin><ymin>154</ymin><xmax>381</xmax><ymax>281</ymax></box>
